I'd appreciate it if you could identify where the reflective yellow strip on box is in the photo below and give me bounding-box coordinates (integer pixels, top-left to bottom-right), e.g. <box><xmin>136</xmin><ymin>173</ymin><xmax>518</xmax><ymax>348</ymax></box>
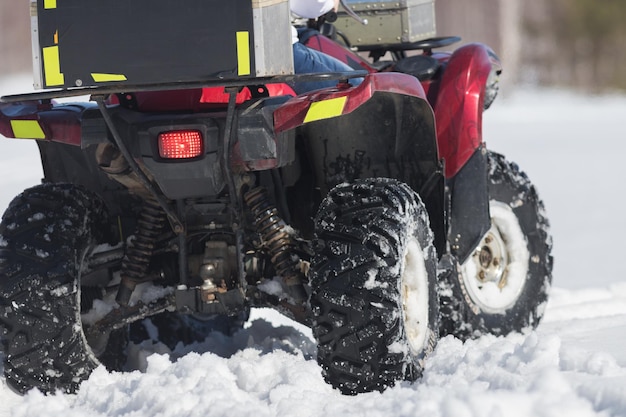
<box><xmin>236</xmin><ymin>31</ymin><xmax>250</xmax><ymax>76</ymax></box>
<box><xmin>92</xmin><ymin>73</ymin><xmax>128</xmax><ymax>82</ymax></box>
<box><xmin>10</xmin><ymin>120</ymin><xmax>46</xmax><ymax>139</ymax></box>
<box><xmin>303</xmin><ymin>97</ymin><xmax>348</xmax><ymax>123</ymax></box>
<box><xmin>42</xmin><ymin>45</ymin><xmax>65</xmax><ymax>87</ymax></box>
<box><xmin>44</xmin><ymin>0</ymin><xmax>56</xmax><ymax>9</ymax></box>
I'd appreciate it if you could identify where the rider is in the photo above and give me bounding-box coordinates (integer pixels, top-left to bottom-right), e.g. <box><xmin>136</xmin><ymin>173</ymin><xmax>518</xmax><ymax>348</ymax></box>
<box><xmin>290</xmin><ymin>0</ymin><xmax>361</xmax><ymax>94</ymax></box>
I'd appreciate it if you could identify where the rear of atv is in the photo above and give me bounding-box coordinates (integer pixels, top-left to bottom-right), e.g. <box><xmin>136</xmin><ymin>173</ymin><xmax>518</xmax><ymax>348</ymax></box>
<box><xmin>0</xmin><ymin>70</ymin><xmax>443</xmax><ymax>395</ymax></box>
<box><xmin>0</xmin><ymin>0</ymin><xmax>552</xmax><ymax>397</ymax></box>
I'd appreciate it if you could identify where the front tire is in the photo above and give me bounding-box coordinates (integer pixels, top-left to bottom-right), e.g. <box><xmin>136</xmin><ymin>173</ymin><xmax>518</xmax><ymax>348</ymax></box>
<box><xmin>0</xmin><ymin>184</ymin><xmax>116</xmax><ymax>393</ymax></box>
<box><xmin>310</xmin><ymin>178</ymin><xmax>439</xmax><ymax>395</ymax></box>
<box><xmin>440</xmin><ymin>151</ymin><xmax>553</xmax><ymax>339</ymax></box>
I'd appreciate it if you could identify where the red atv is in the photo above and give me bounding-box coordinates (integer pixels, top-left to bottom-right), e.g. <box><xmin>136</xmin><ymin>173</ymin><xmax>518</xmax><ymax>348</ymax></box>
<box><xmin>0</xmin><ymin>0</ymin><xmax>552</xmax><ymax>395</ymax></box>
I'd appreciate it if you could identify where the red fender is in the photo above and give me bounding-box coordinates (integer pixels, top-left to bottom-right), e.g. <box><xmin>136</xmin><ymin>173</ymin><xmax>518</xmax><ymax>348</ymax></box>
<box><xmin>273</xmin><ymin>72</ymin><xmax>430</xmax><ymax>133</ymax></box>
<box><xmin>433</xmin><ymin>43</ymin><xmax>494</xmax><ymax>178</ymax></box>
<box><xmin>0</xmin><ymin>101</ymin><xmax>87</xmax><ymax>146</ymax></box>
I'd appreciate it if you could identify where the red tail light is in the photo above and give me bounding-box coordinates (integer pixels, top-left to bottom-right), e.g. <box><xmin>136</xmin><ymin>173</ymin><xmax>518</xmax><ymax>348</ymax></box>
<box><xmin>158</xmin><ymin>130</ymin><xmax>203</xmax><ymax>159</ymax></box>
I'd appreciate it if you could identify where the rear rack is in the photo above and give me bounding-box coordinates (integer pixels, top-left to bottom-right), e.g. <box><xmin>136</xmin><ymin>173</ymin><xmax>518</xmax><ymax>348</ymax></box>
<box><xmin>0</xmin><ymin>72</ymin><xmax>367</xmax><ymax>103</ymax></box>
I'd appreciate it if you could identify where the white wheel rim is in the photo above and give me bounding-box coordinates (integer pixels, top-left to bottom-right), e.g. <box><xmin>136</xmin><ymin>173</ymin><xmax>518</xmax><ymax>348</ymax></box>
<box><xmin>401</xmin><ymin>237</ymin><xmax>429</xmax><ymax>354</ymax></box>
<box><xmin>461</xmin><ymin>201</ymin><xmax>529</xmax><ymax>313</ymax></box>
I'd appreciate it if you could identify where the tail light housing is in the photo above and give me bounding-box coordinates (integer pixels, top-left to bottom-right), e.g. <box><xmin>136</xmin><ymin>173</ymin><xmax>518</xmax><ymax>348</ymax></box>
<box><xmin>158</xmin><ymin>130</ymin><xmax>204</xmax><ymax>159</ymax></box>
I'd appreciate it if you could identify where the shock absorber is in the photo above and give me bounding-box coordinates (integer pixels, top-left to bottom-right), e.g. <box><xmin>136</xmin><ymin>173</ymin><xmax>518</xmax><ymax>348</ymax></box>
<box><xmin>244</xmin><ymin>187</ymin><xmax>307</xmax><ymax>303</ymax></box>
<box><xmin>116</xmin><ymin>198</ymin><xmax>168</xmax><ymax>306</ymax></box>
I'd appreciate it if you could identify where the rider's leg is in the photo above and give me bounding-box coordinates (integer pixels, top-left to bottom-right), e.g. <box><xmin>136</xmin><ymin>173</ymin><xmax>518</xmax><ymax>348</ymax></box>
<box><xmin>292</xmin><ymin>42</ymin><xmax>362</xmax><ymax>94</ymax></box>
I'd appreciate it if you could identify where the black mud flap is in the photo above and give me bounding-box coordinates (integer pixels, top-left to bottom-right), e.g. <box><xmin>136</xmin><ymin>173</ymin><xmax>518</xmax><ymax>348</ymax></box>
<box><xmin>447</xmin><ymin>146</ymin><xmax>490</xmax><ymax>264</ymax></box>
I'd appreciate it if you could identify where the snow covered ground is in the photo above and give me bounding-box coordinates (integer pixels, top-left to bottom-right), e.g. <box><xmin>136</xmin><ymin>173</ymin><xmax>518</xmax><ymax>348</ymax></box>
<box><xmin>1</xmin><ymin>74</ymin><xmax>625</xmax><ymax>416</ymax></box>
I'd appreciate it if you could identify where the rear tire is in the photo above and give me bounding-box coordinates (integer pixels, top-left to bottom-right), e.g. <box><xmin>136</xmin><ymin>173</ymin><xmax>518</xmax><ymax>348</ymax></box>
<box><xmin>310</xmin><ymin>178</ymin><xmax>439</xmax><ymax>395</ymax></box>
<box><xmin>0</xmin><ymin>183</ymin><xmax>116</xmax><ymax>393</ymax></box>
<box><xmin>439</xmin><ymin>151</ymin><xmax>553</xmax><ymax>339</ymax></box>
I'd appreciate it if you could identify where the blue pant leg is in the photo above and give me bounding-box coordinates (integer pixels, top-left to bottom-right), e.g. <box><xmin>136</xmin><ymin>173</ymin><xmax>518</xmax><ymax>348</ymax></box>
<box><xmin>292</xmin><ymin>42</ymin><xmax>362</xmax><ymax>94</ymax></box>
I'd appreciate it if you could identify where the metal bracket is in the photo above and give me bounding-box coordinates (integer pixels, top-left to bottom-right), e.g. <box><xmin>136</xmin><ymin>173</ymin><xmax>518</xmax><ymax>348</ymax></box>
<box><xmin>93</xmin><ymin>95</ymin><xmax>185</xmax><ymax>235</ymax></box>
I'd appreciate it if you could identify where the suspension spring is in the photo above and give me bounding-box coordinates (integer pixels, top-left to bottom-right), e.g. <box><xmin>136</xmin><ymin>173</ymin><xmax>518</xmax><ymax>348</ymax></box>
<box><xmin>244</xmin><ymin>187</ymin><xmax>302</xmax><ymax>285</ymax></box>
<box><xmin>116</xmin><ymin>198</ymin><xmax>168</xmax><ymax>305</ymax></box>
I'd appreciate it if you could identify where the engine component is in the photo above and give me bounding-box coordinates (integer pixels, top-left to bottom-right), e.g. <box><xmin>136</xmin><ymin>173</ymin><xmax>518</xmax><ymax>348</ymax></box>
<box><xmin>96</xmin><ymin>142</ymin><xmax>154</xmax><ymax>200</ymax></box>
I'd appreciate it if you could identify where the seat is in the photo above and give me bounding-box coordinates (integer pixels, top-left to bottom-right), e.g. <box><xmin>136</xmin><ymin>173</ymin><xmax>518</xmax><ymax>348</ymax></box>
<box><xmin>393</xmin><ymin>55</ymin><xmax>440</xmax><ymax>81</ymax></box>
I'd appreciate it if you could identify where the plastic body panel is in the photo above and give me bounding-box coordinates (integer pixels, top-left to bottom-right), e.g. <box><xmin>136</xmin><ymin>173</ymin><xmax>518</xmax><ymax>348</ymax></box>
<box><xmin>0</xmin><ymin>100</ymin><xmax>93</xmax><ymax>146</ymax></box>
<box><xmin>431</xmin><ymin>43</ymin><xmax>494</xmax><ymax>178</ymax></box>
<box><xmin>300</xmin><ymin>35</ymin><xmax>494</xmax><ymax>180</ymax></box>
<box><xmin>447</xmin><ymin>145</ymin><xmax>490</xmax><ymax>263</ymax></box>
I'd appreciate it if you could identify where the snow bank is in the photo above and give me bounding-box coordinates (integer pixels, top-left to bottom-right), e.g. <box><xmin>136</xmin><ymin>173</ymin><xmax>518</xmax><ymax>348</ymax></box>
<box><xmin>2</xmin><ymin>300</ymin><xmax>625</xmax><ymax>417</ymax></box>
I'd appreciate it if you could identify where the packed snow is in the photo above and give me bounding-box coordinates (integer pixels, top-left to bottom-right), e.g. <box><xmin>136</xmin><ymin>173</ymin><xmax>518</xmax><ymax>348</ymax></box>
<box><xmin>1</xmin><ymin>74</ymin><xmax>626</xmax><ymax>416</ymax></box>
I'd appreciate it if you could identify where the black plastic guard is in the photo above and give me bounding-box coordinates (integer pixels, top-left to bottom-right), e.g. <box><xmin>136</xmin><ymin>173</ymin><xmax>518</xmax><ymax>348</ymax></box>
<box><xmin>447</xmin><ymin>145</ymin><xmax>490</xmax><ymax>264</ymax></box>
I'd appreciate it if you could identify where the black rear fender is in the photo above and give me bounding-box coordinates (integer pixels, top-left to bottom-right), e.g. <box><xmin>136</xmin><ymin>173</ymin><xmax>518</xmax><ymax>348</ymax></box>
<box><xmin>277</xmin><ymin>74</ymin><xmax>446</xmax><ymax>255</ymax></box>
<box><xmin>301</xmin><ymin>90</ymin><xmax>439</xmax><ymax>195</ymax></box>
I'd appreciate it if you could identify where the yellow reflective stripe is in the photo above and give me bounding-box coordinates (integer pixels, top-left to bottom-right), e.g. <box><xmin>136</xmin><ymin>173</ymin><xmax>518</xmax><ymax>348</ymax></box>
<box><xmin>236</xmin><ymin>31</ymin><xmax>250</xmax><ymax>76</ymax></box>
<box><xmin>304</xmin><ymin>97</ymin><xmax>348</xmax><ymax>123</ymax></box>
<box><xmin>10</xmin><ymin>120</ymin><xmax>46</xmax><ymax>139</ymax></box>
<box><xmin>91</xmin><ymin>73</ymin><xmax>128</xmax><ymax>82</ymax></box>
<box><xmin>42</xmin><ymin>45</ymin><xmax>65</xmax><ymax>87</ymax></box>
<box><xmin>44</xmin><ymin>0</ymin><xmax>57</xmax><ymax>9</ymax></box>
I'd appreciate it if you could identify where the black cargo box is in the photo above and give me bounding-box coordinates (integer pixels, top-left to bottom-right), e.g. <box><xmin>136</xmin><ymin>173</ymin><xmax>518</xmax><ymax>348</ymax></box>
<box><xmin>31</xmin><ymin>0</ymin><xmax>294</xmax><ymax>90</ymax></box>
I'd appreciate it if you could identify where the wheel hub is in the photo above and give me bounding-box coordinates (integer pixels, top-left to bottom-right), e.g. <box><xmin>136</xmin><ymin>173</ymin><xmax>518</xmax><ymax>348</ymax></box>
<box><xmin>401</xmin><ymin>237</ymin><xmax>429</xmax><ymax>354</ymax></box>
<box><xmin>460</xmin><ymin>201</ymin><xmax>529</xmax><ymax>313</ymax></box>
<box><xmin>474</xmin><ymin>230</ymin><xmax>508</xmax><ymax>287</ymax></box>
